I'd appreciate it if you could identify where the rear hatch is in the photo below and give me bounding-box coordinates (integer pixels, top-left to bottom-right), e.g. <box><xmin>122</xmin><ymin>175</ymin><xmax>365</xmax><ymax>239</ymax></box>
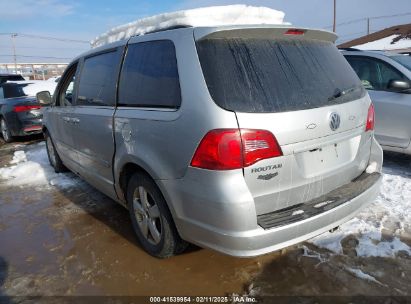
<box><xmin>195</xmin><ymin>27</ymin><xmax>373</xmax><ymax>215</ymax></box>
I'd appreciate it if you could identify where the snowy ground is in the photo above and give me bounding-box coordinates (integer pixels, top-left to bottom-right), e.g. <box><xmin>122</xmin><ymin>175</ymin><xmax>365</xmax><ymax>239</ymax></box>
<box><xmin>0</xmin><ymin>141</ymin><xmax>410</xmax><ymax>296</ymax></box>
<box><xmin>0</xmin><ymin>142</ymin><xmax>78</xmax><ymax>189</ymax></box>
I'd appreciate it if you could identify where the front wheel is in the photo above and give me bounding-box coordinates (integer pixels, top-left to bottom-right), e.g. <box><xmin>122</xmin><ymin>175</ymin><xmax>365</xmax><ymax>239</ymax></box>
<box><xmin>45</xmin><ymin>131</ymin><xmax>66</xmax><ymax>173</ymax></box>
<box><xmin>1</xmin><ymin>118</ymin><xmax>13</xmax><ymax>143</ymax></box>
<box><xmin>127</xmin><ymin>173</ymin><xmax>188</xmax><ymax>258</ymax></box>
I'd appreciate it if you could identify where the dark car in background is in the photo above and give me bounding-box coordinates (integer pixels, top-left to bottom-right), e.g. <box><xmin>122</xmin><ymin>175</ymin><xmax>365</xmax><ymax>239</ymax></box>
<box><xmin>0</xmin><ymin>74</ymin><xmax>25</xmax><ymax>84</ymax></box>
<box><xmin>0</xmin><ymin>82</ymin><xmax>45</xmax><ymax>143</ymax></box>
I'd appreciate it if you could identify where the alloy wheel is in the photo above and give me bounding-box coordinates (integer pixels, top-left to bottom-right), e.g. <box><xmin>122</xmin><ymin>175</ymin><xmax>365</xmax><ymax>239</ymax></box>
<box><xmin>133</xmin><ymin>186</ymin><xmax>162</xmax><ymax>245</ymax></box>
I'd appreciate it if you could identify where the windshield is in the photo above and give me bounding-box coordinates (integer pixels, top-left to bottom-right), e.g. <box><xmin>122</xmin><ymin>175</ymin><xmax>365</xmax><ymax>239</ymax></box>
<box><xmin>391</xmin><ymin>55</ymin><xmax>411</xmax><ymax>71</ymax></box>
<box><xmin>196</xmin><ymin>38</ymin><xmax>365</xmax><ymax>113</ymax></box>
<box><xmin>2</xmin><ymin>84</ymin><xmax>31</xmax><ymax>99</ymax></box>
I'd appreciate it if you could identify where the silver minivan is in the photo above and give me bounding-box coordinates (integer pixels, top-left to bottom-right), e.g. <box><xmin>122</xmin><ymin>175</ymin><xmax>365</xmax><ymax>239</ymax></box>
<box><xmin>41</xmin><ymin>25</ymin><xmax>383</xmax><ymax>258</ymax></box>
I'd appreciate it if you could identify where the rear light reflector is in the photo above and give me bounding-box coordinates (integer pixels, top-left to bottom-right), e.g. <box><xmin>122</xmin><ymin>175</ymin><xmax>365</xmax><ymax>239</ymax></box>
<box><xmin>23</xmin><ymin>125</ymin><xmax>42</xmax><ymax>132</ymax></box>
<box><xmin>191</xmin><ymin>129</ymin><xmax>283</xmax><ymax>170</ymax></box>
<box><xmin>284</xmin><ymin>29</ymin><xmax>305</xmax><ymax>35</ymax></box>
<box><xmin>365</xmin><ymin>103</ymin><xmax>375</xmax><ymax>131</ymax></box>
<box><xmin>13</xmin><ymin>105</ymin><xmax>41</xmax><ymax>112</ymax></box>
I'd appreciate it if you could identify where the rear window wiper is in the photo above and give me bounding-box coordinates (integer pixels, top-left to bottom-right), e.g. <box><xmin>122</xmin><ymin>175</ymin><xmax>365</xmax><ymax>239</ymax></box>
<box><xmin>328</xmin><ymin>85</ymin><xmax>361</xmax><ymax>102</ymax></box>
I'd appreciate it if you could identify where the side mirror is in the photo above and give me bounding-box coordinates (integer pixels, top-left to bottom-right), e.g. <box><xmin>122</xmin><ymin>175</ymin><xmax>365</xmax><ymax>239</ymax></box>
<box><xmin>388</xmin><ymin>79</ymin><xmax>411</xmax><ymax>92</ymax></box>
<box><xmin>36</xmin><ymin>91</ymin><xmax>52</xmax><ymax>105</ymax></box>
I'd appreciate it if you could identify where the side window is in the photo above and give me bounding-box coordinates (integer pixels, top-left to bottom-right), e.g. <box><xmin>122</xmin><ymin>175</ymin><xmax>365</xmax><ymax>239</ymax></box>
<box><xmin>77</xmin><ymin>50</ymin><xmax>118</xmax><ymax>106</ymax></box>
<box><xmin>346</xmin><ymin>56</ymin><xmax>407</xmax><ymax>91</ymax></box>
<box><xmin>58</xmin><ymin>63</ymin><xmax>78</xmax><ymax>107</ymax></box>
<box><xmin>118</xmin><ymin>40</ymin><xmax>181</xmax><ymax>108</ymax></box>
<box><xmin>378</xmin><ymin>60</ymin><xmax>407</xmax><ymax>90</ymax></box>
<box><xmin>345</xmin><ymin>56</ymin><xmax>379</xmax><ymax>90</ymax></box>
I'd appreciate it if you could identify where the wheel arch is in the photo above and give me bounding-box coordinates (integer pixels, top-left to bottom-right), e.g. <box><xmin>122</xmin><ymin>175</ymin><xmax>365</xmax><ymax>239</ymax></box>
<box><xmin>117</xmin><ymin>161</ymin><xmax>178</xmax><ymax>220</ymax></box>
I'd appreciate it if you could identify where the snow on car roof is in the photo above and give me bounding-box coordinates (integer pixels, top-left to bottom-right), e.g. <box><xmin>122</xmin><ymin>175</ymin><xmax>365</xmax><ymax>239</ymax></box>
<box><xmin>91</xmin><ymin>5</ymin><xmax>286</xmax><ymax>48</ymax></box>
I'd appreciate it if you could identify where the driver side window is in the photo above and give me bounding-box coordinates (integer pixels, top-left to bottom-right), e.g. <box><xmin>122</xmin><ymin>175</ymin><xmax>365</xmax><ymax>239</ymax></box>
<box><xmin>58</xmin><ymin>63</ymin><xmax>78</xmax><ymax>107</ymax></box>
<box><xmin>346</xmin><ymin>56</ymin><xmax>407</xmax><ymax>92</ymax></box>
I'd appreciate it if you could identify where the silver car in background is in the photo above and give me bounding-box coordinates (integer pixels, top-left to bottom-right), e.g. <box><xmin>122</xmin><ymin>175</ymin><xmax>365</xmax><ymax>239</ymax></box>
<box><xmin>41</xmin><ymin>25</ymin><xmax>383</xmax><ymax>258</ymax></box>
<box><xmin>343</xmin><ymin>50</ymin><xmax>411</xmax><ymax>154</ymax></box>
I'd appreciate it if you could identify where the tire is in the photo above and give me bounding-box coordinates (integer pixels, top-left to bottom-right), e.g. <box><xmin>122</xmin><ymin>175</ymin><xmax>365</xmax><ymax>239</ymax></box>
<box><xmin>127</xmin><ymin>172</ymin><xmax>188</xmax><ymax>258</ymax></box>
<box><xmin>45</xmin><ymin>131</ymin><xmax>67</xmax><ymax>173</ymax></box>
<box><xmin>1</xmin><ymin>118</ymin><xmax>13</xmax><ymax>143</ymax></box>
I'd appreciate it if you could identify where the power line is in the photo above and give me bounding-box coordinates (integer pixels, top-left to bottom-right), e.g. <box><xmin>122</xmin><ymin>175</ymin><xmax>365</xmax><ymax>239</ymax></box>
<box><xmin>323</xmin><ymin>12</ymin><xmax>411</xmax><ymax>29</ymax></box>
<box><xmin>0</xmin><ymin>33</ymin><xmax>89</xmax><ymax>44</ymax></box>
<box><xmin>338</xmin><ymin>31</ymin><xmax>368</xmax><ymax>39</ymax></box>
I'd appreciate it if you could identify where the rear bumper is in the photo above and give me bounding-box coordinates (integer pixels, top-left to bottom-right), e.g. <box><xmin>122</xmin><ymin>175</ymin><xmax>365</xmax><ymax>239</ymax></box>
<box><xmin>159</xmin><ymin>137</ymin><xmax>383</xmax><ymax>257</ymax></box>
<box><xmin>176</xmin><ymin>172</ymin><xmax>381</xmax><ymax>257</ymax></box>
<box><xmin>7</xmin><ymin>114</ymin><xmax>43</xmax><ymax>137</ymax></box>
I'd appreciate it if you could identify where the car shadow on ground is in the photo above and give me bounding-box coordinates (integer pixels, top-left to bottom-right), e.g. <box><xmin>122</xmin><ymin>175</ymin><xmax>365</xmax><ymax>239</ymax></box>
<box><xmin>383</xmin><ymin>151</ymin><xmax>411</xmax><ymax>179</ymax></box>
<box><xmin>0</xmin><ymin>256</ymin><xmax>10</xmax><ymax>304</ymax></box>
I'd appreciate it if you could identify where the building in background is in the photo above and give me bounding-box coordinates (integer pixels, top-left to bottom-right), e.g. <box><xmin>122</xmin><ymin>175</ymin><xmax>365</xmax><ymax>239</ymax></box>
<box><xmin>338</xmin><ymin>23</ymin><xmax>411</xmax><ymax>52</ymax></box>
<box><xmin>0</xmin><ymin>63</ymin><xmax>67</xmax><ymax>80</ymax></box>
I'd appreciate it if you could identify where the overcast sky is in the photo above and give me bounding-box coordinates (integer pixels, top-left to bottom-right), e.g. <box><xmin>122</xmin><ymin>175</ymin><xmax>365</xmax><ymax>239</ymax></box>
<box><xmin>0</xmin><ymin>0</ymin><xmax>410</xmax><ymax>63</ymax></box>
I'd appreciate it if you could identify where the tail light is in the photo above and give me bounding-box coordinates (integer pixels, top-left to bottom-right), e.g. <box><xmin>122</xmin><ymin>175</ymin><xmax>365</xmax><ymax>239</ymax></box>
<box><xmin>365</xmin><ymin>103</ymin><xmax>375</xmax><ymax>131</ymax></box>
<box><xmin>284</xmin><ymin>29</ymin><xmax>305</xmax><ymax>35</ymax></box>
<box><xmin>191</xmin><ymin>129</ymin><xmax>283</xmax><ymax>170</ymax></box>
<box><xmin>13</xmin><ymin>105</ymin><xmax>41</xmax><ymax>112</ymax></box>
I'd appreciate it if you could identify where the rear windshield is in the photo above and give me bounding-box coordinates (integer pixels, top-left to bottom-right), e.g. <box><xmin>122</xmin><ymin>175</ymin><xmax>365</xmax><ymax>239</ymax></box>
<box><xmin>0</xmin><ymin>75</ymin><xmax>25</xmax><ymax>83</ymax></box>
<box><xmin>196</xmin><ymin>38</ymin><xmax>365</xmax><ymax>113</ymax></box>
<box><xmin>2</xmin><ymin>84</ymin><xmax>29</xmax><ymax>99</ymax></box>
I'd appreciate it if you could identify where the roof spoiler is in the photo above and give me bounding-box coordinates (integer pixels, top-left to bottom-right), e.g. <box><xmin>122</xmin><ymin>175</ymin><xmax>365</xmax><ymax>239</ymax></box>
<box><xmin>194</xmin><ymin>25</ymin><xmax>338</xmax><ymax>43</ymax></box>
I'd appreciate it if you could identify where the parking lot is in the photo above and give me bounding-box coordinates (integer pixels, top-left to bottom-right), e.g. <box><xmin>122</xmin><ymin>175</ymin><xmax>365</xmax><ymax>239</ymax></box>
<box><xmin>0</xmin><ymin>137</ymin><xmax>410</xmax><ymax>299</ymax></box>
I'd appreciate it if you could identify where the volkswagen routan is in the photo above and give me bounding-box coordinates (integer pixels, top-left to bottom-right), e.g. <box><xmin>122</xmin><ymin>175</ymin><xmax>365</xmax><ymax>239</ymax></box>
<box><xmin>41</xmin><ymin>25</ymin><xmax>383</xmax><ymax>258</ymax></box>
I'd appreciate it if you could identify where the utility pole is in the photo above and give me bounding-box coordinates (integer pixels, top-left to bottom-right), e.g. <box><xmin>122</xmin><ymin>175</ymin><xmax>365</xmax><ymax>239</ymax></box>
<box><xmin>11</xmin><ymin>33</ymin><xmax>18</xmax><ymax>74</ymax></box>
<box><xmin>333</xmin><ymin>0</ymin><xmax>337</xmax><ymax>32</ymax></box>
<box><xmin>367</xmin><ymin>18</ymin><xmax>370</xmax><ymax>35</ymax></box>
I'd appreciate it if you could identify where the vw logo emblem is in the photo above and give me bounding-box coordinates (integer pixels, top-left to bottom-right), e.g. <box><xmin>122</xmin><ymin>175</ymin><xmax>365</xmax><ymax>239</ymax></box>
<box><xmin>329</xmin><ymin>112</ymin><xmax>341</xmax><ymax>131</ymax></box>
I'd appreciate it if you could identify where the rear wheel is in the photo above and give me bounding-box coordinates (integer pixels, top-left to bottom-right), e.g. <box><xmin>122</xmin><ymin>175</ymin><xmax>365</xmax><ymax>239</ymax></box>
<box><xmin>45</xmin><ymin>132</ymin><xmax>66</xmax><ymax>173</ymax></box>
<box><xmin>0</xmin><ymin>118</ymin><xmax>13</xmax><ymax>143</ymax></box>
<box><xmin>127</xmin><ymin>172</ymin><xmax>188</xmax><ymax>258</ymax></box>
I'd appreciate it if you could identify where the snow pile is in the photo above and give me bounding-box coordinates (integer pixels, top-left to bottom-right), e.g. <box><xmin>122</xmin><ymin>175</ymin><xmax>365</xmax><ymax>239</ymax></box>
<box><xmin>0</xmin><ymin>143</ymin><xmax>77</xmax><ymax>189</ymax></box>
<box><xmin>310</xmin><ymin>172</ymin><xmax>411</xmax><ymax>257</ymax></box>
<box><xmin>353</xmin><ymin>34</ymin><xmax>411</xmax><ymax>51</ymax></box>
<box><xmin>91</xmin><ymin>5</ymin><xmax>286</xmax><ymax>48</ymax></box>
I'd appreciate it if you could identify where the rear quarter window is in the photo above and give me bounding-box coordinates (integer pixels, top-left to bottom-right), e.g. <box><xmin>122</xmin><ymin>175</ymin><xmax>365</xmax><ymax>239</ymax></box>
<box><xmin>196</xmin><ymin>38</ymin><xmax>364</xmax><ymax>113</ymax></box>
<box><xmin>118</xmin><ymin>40</ymin><xmax>181</xmax><ymax>108</ymax></box>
